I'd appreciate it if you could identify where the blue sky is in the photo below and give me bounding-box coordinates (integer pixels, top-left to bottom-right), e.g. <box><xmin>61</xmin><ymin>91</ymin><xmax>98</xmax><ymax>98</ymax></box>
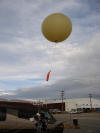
<box><xmin>0</xmin><ymin>0</ymin><xmax>100</xmax><ymax>99</ymax></box>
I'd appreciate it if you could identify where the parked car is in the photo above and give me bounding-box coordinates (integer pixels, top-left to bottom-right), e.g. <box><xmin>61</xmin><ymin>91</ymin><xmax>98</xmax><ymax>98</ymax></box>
<box><xmin>49</xmin><ymin>109</ymin><xmax>62</xmax><ymax>114</ymax></box>
<box><xmin>69</xmin><ymin>110</ymin><xmax>78</xmax><ymax>114</ymax></box>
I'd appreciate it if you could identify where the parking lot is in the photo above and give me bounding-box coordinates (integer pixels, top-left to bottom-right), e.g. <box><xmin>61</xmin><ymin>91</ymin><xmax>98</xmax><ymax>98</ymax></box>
<box><xmin>0</xmin><ymin>112</ymin><xmax>100</xmax><ymax>133</ymax></box>
<box><xmin>54</xmin><ymin>112</ymin><xmax>100</xmax><ymax>133</ymax></box>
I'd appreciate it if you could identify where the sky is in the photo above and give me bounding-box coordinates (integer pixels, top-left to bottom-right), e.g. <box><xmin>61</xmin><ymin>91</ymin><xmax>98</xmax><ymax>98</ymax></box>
<box><xmin>0</xmin><ymin>0</ymin><xmax>100</xmax><ymax>100</ymax></box>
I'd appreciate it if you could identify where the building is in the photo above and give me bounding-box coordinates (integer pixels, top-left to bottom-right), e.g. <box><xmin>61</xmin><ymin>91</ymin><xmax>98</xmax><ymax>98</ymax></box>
<box><xmin>41</xmin><ymin>98</ymin><xmax>100</xmax><ymax>112</ymax></box>
<box><xmin>64</xmin><ymin>98</ymin><xmax>100</xmax><ymax>112</ymax></box>
<box><xmin>0</xmin><ymin>98</ymin><xmax>100</xmax><ymax>112</ymax></box>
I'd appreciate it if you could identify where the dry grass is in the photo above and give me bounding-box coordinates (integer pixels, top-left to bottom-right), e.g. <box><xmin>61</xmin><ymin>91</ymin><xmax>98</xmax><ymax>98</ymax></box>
<box><xmin>0</xmin><ymin>114</ymin><xmax>35</xmax><ymax>129</ymax></box>
<box><xmin>63</xmin><ymin>121</ymin><xmax>80</xmax><ymax>129</ymax></box>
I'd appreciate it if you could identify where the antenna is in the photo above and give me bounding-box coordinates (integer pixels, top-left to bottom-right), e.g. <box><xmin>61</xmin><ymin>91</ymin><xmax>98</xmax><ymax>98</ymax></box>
<box><xmin>89</xmin><ymin>93</ymin><xmax>92</xmax><ymax>110</ymax></box>
<box><xmin>60</xmin><ymin>89</ymin><xmax>65</xmax><ymax>112</ymax></box>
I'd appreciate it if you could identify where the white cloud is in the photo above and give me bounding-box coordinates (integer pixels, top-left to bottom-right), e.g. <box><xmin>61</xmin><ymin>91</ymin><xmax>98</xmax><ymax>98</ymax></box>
<box><xmin>2</xmin><ymin>32</ymin><xmax>100</xmax><ymax>99</ymax></box>
<box><xmin>0</xmin><ymin>89</ymin><xmax>15</xmax><ymax>96</ymax></box>
<box><xmin>0</xmin><ymin>0</ymin><xmax>100</xmax><ymax>98</ymax></box>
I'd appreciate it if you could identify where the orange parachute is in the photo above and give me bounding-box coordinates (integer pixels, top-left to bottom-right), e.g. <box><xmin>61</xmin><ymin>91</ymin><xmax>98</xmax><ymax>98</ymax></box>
<box><xmin>46</xmin><ymin>70</ymin><xmax>51</xmax><ymax>81</ymax></box>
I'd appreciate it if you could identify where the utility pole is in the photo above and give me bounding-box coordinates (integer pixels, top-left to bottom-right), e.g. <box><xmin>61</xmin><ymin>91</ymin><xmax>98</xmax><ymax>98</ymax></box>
<box><xmin>89</xmin><ymin>93</ymin><xmax>92</xmax><ymax>110</ymax></box>
<box><xmin>60</xmin><ymin>90</ymin><xmax>64</xmax><ymax>112</ymax></box>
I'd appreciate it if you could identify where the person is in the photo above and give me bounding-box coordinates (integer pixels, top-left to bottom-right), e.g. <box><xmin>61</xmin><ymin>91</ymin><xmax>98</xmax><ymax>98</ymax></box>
<box><xmin>35</xmin><ymin>112</ymin><xmax>48</xmax><ymax>133</ymax></box>
<box><xmin>40</xmin><ymin>113</ymin><xmax>48</xmax><ymax>133</ymax></box>
<box><xmin>35</xmin><ymin>113</ymin><xmax>42</xmax><ymax>133</ymax></box>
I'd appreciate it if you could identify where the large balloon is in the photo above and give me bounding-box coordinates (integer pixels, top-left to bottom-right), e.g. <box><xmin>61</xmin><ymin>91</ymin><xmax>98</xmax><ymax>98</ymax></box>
<box><xmin>42</xmin><ymin>13</ymin><xmax>72</xmax><ymax>43</ymax></box>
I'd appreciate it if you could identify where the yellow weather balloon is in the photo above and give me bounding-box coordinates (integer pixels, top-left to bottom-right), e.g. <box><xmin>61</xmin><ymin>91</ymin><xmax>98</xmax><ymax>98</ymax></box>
<box><xmin>42</xmin><ymin>13</ymin><xmax>72</xmax><ymax>43</ymax></box>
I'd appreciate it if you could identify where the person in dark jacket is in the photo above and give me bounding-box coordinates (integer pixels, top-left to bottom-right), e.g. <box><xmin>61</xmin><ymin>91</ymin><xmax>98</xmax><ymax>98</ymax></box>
<box><xmin>36</xmin><ymin>113</ymin><xmax>48</xmax><ymax>133</ymax></box>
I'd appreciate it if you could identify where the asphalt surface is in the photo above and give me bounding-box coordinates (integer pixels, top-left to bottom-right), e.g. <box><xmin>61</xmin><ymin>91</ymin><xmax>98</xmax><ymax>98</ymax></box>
<box><xmin>0</xmin><ymin>112</ymin><xmax>100</xmax><ymax>133</ymax></box>
<box><xmin>54</xmin><ymin>112</ymin><xmax>100</xmax><ymax>133</ymax></box>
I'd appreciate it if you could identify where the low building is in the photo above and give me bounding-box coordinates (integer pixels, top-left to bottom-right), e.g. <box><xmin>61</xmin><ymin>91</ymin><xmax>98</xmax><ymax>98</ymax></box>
<box><xmin>65</xmin><ymin>98</ymin><xmax>100</xmax><ymax>112</ymax></box>
<box><xmin>41</xmin><ymin>98</ymin><xmax>100</xmax><ymax>112</ymax></box>
<box><xmin>1</xmin><ymin>98</ymin><xmax>100</xmax><ymax>112</ymax></box>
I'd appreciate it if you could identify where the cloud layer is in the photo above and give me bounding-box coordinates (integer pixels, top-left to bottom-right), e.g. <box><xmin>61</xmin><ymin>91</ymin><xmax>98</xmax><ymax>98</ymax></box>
<box><xmin>0</xmin><ymin>0</ymin><xmax>100</xmax><ymax>99</ymax></box>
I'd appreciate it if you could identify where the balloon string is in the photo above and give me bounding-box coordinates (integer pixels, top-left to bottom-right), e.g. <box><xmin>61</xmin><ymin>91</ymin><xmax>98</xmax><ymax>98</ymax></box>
<box><xmin>51</xmin><ymin>42</ymin><xmax>57</xmax><ymax>81</ymax></box>
<box><xmin>46</xmin><ymin>42</ymin><xmax>52</xmax><ymax>81</ymax></box>
<box><xmin>45</xmin><ymin>42</ymin><xmax>55</xmax><ymax>81</ymax></box>
<box><xmin>46</xmin><ymin>41</ymin><xmax>57</xmax><ymax>81</ymax></box>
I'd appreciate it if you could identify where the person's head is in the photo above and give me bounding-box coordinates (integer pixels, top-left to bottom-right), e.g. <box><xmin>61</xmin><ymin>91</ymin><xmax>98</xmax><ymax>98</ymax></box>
<box><xmin>36</xmin><ymin>113</ymin><xmax>41</xmax><ymax>120</ymax></box>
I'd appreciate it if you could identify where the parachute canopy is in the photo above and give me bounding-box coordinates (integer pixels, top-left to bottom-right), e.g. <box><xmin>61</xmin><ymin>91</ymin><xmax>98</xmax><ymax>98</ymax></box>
<box><xmin>46</xmin><ymin>70</ymin><xmax>51</xmax><ymax>81</ymax></box>
<box><xmin>42</xmin><ymin>13</ymin><xmax>72</xmax><ymax>43</ymax></box>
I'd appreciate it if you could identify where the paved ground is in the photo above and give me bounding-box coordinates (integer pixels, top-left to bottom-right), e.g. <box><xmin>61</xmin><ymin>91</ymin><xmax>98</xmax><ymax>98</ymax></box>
<box><xmin>0</xmin><ymin>114</ymin><xmax>35</xmax><ymax>129</ymax></box>
<box><xmin>54</xmin><ymin>112</ymin><xmax>100</xmax><ymax>133</ymax></box>
<box><xmin>0</xmin><ymin>112</ymin><xmax>100</xmax><ymax>133</ymax></box>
